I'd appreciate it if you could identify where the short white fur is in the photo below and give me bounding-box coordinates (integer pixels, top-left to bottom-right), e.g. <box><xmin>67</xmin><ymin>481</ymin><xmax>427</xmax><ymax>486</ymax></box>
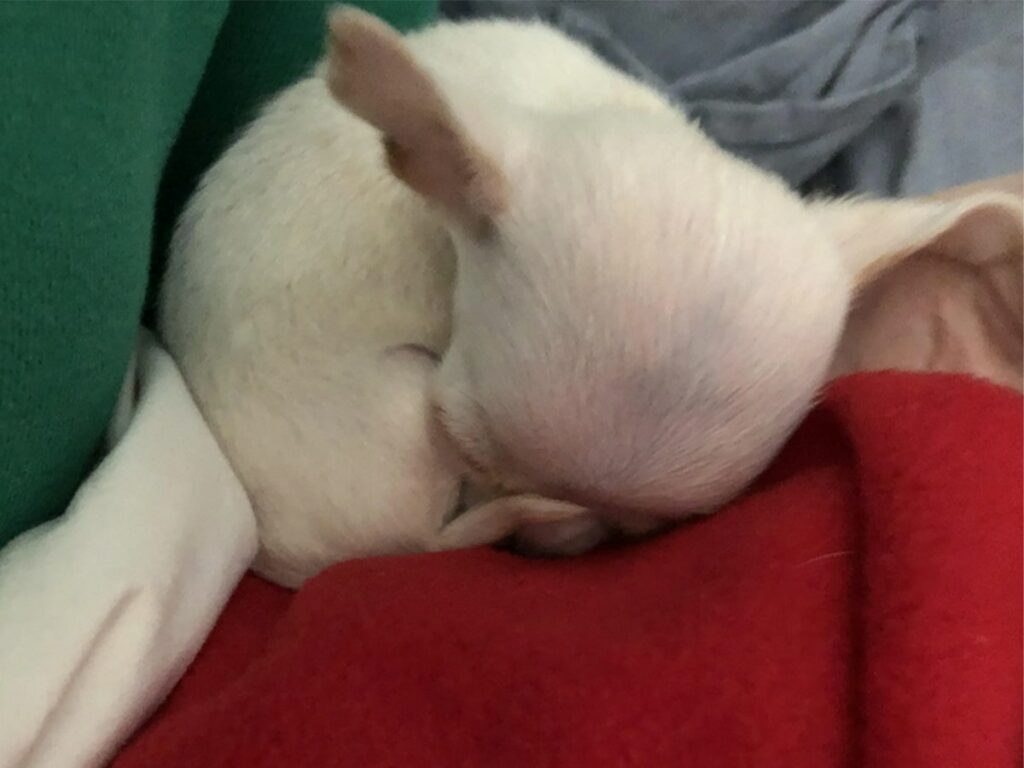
<box><xmin>160</xmin><ymin>8</ymin><xmax>1021</xmax><ymax>587</ymax></box>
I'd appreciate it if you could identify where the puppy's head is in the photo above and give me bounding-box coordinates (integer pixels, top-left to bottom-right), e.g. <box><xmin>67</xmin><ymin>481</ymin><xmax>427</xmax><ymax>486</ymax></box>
<box><xmin>326</xmin><ymin>9</ymin><xmax>1022</xmax><ymax>530</ymax></box>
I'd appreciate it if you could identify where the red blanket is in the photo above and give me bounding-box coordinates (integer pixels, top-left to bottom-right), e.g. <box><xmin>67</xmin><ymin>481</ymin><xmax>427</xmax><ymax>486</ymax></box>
<box><xmin>114</xmin><ymin>373</ymin><xmax>1022</xmax><ymax>767</ymax></box>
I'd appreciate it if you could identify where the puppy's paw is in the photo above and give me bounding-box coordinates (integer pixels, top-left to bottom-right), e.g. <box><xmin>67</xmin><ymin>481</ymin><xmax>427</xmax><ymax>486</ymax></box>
<box><xmin>512</xmin><ymin>515</ymin><xmax>608</xmax><ymax>557</ymax></box>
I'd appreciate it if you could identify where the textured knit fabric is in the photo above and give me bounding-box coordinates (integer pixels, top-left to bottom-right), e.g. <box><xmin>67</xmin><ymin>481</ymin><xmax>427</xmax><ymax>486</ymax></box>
<box><xmin>0</xmin><ymin>0</ymin><xmax>438</xmax><ymax>550</ymax></box>
<box><xmin>0</xmin><ymin>1</ymin><xmax>225</xmax><ymax>550</ymax></box>
<box><xmin>111</xmin><ymin>372</ymin><xmax>1023</xmax><ymax>768</ymax></box>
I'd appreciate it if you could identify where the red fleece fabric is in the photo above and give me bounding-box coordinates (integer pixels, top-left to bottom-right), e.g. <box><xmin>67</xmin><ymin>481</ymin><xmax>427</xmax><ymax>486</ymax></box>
<box><xmin>114</xmin><ymin>373</ymin><xmax>1022</xmax><ymax>767</ymax></box>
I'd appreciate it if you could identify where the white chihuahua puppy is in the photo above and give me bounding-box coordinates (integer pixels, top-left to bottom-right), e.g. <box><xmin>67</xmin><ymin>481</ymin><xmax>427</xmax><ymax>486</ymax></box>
<box><xmin>160</xmin><ymin>8</ymin><xmax>1022</xmax><ymax>587</ymax></box>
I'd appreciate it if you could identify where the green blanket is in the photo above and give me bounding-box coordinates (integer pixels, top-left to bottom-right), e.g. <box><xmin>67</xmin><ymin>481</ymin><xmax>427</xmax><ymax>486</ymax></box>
<box><xmin>0</xmin><ymin>1</ymin><xmax>437</xmax><ymax>549</ymax></box>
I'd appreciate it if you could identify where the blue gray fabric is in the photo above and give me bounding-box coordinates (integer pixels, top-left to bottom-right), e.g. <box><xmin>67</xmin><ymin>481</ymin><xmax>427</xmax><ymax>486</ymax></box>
<box><xmin>441</xmin><ymin>0</ymin><xmax>1023</xmax><ymax>196</ymax></box>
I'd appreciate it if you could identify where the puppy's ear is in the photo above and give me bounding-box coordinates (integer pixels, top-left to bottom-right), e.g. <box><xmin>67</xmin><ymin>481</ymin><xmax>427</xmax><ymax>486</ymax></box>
<box><xmin>814</xmin><ymin>175</ymin><xmax>1023</xmax><ymax>389</ymax></box>
<box><xmin>809</xmin><ymin>184</ymin><xmax>1022</xmax><ymax>290</ymax></box>
<box><xmin>325</xmin><ymin>7</ymin><xmax>505</xmax><ymax>235</ymax></box>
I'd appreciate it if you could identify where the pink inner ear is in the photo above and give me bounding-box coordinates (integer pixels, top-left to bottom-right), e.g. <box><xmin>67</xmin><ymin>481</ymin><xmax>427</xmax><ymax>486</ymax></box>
<box><xmin>927</xmin><ymin>205</ymin><xmax>1024</xmax><ymax>266</ymax></box>
<box><xmin>832</xmin><ymin>176</ymin><xmax>1023</xmax><ymax>391</ymax></box>
<box><xmin>832</xmin><ymin>244</ymin><xmax>1023</xmax><ymax>392</ymax></box>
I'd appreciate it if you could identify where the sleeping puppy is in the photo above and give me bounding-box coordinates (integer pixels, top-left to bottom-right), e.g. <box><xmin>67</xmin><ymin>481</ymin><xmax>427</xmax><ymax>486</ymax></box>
<box><xmin>160</xmin><ymin>8</ymin><xmax>1023</xmax><ymax>586</ymax></box>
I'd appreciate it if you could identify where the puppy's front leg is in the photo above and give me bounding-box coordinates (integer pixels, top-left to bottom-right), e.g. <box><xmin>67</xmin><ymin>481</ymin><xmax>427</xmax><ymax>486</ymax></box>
<box><xmin>430</xmin><ymin>494</ymin><xmax>605</xmax><ymax>554</ymax></box>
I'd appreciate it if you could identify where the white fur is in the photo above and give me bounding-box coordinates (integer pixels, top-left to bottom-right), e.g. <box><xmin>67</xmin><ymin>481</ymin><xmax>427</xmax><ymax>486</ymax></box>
<box><xmin>162</xmin><ymin>12</ymin><xmax>1010</xmax><ymax>587</ymax></box>
<box><xmin>159</xmin><ymin>17</ymin><xmax>684</xmax><ymax>587</ymax></box>
<box><xmin>434</xmin><ymin>112</ymin><xmax>850</xmax><ymax>519</ymax></box>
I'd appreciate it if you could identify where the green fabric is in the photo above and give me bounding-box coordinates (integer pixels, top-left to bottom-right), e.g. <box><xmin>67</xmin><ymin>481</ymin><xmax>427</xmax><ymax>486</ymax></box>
<box><xmin>0</xmin><ymin>0</ymin><xmax>437</xmax><ymax>550</ymax></box>
<box><xmin>147</xmin><ymin>0</ymin><xmax>438</xmax><ymax>318</ymax></box>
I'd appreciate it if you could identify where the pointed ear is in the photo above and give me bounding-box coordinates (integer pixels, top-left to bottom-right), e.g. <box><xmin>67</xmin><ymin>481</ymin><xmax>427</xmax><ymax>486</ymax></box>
<box><xmin>822</xmin><ymin>175</ymin><xmax>1024</xmax><ymax>389</ymax></box>
<box><xmin>809</xmin><ymin>185</ymin><xmax>1023</xmax><ymax>290</ymax></box>
<box><xmin>325</xmin><ymin>6</ymin><xmax>506</xmax><ymax>234</ymax></box>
